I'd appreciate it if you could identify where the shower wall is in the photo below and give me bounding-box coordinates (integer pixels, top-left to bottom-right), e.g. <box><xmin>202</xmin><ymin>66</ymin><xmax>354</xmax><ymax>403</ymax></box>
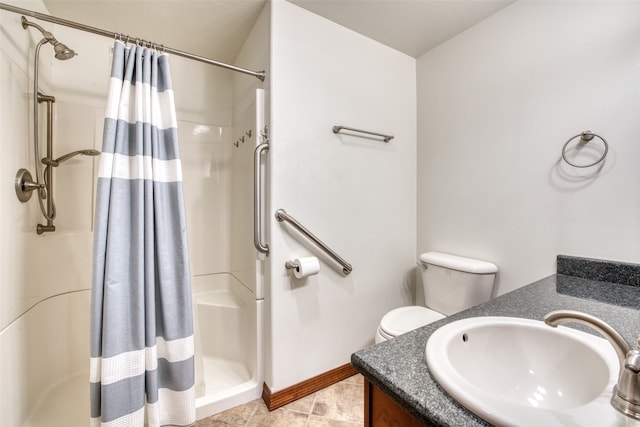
<box><xmin>0</xmin><ymin>0</ymin><xmax>238</xmax><ymax>329</ymax></box>
<box><xmin>0</xmin><ymin>4</ymin><xmax>97</xmax><ymax>424</ymax></box>
<box><xmin>0</xmin><ymin>0</ymin><xmax>257</xmax><ymax>423</ymax></box>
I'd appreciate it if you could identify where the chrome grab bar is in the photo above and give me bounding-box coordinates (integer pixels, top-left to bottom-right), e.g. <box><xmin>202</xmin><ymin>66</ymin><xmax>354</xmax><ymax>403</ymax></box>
<box><xmin>254</xmin><ymin>142</ymin><xmax>269</xmax><ymax>255</ymax></box>
<box><xmin>275</xmin><ymin>209</ymin><xmax>352</xmax><ymax>276</ymax></box>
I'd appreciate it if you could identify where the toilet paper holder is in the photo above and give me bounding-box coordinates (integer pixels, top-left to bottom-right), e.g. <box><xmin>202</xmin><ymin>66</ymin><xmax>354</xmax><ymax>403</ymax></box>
<box><xmin>285</xmin><ymin>260</ymin><xmax>300</xmax><ymax>271</ymax></box>
<box><xmin>285</xmin><ymin>256</ymin><xmax>321</xmax><ymax>279</ymax></box>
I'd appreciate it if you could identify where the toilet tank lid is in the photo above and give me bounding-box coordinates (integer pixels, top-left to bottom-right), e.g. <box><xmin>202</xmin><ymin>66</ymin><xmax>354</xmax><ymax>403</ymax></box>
<box><xmin>419</xmin><ymin>252</ymin><xmax>498</xmax><ymax>274</ymax></box>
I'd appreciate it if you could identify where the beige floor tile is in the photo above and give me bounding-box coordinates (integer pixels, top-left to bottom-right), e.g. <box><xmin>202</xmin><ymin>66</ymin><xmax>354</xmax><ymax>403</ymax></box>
<box><xmin>282</xmin><ymin>392</ymin><xmax>316</xmax><ymax>414</ymax></box>
<box><xmin>311</xmin><ymin>382</ymin><xmax>364</xmax><ymax>423</ymax></box>
<box><xmin>195</xmin><ymin>375</ymin><xmax>365</xmax><ymax>427</ymax></box>
<box><xmin>246</xmin><ymin>407</ymin><xmax>309</xmax><ymax>427</ymax></box>
<box><xmin>194</xmin><ymin>400</ymin><xmax>261</xmax><ymax>426</ymax></box>
<box><xmin>307</xmin><ymin>415</ymin><xmax>363</xmax><ymax>426</ymax></box>
<box><xmin>340</xmin><ymin>374</ymin><xmax>364</xmax><ymax>386</ymax></box>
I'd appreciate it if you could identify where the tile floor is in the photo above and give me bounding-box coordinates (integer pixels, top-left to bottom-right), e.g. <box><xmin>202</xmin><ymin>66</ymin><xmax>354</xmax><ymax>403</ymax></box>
<box><xmin>194</xmin><ymin>374</ymin><xmax>364</xmax><ymax>427</ymax></box>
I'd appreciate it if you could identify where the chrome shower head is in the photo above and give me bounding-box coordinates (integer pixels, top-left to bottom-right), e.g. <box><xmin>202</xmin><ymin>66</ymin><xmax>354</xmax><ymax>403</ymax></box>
<box><xmin>52</xmin><ymin>42</ymin><xmax>76</xmax><ymax>60</ymax></box>
<box><xmin>22</xmin><ymin>16</ymin><xmax>77</xmax><ymax>60</ymax></box>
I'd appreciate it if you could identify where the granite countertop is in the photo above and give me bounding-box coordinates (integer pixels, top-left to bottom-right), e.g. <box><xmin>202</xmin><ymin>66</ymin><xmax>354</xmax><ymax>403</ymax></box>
<box><xmin>351</xmin><ymin>255</ymin><xmax>640</xmax><ymax>427</ymax></box>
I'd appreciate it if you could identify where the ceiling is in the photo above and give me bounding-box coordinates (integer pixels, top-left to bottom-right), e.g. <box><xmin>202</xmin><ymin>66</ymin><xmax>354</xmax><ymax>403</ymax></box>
<box><xmin>41</xmin><ymin>0</ymin><xmax>514</xmax><ymax>63</ymax></box>
<box><xmin>289</xmin><ymin>0</ymin><xmax>514</xmax><ymax>58</ymax></box>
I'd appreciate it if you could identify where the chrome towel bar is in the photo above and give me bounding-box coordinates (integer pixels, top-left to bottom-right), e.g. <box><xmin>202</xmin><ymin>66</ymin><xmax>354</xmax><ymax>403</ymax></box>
<box><xmin>332</xmin><ymin>125</ymin><xmax>394</xmax><ymax>143</ymax></box>
<box><xmin>275</xmin><ymin>209</ymin><xmax>352</xmax><ymax>276</ymax></box>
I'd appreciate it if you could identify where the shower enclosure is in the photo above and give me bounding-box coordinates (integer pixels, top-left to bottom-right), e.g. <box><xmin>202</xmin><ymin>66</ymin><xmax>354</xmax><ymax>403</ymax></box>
<box><xmin>187</xmin><ymin>88</ymin><xmax>266</xmax><ymax>420</ymax></box>
<box><xmin>0</xmin><ymin>4</ymin><xmax>268</xmax><ymax>425</ymax></box>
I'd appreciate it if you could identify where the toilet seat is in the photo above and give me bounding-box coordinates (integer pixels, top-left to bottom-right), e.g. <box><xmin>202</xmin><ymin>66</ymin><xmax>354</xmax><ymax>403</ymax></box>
<box><xmin>377</xmin><ymin>306</ymin><xmax>445</xmax><ymax>343</ymax></box>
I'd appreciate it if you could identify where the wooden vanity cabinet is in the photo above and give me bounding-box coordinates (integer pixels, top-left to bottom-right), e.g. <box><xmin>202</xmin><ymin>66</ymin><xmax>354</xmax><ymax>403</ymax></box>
<box><xmin>364</xmin><ymin>378</ymin><xmax>433</xmax><ymax>427</ymax></box>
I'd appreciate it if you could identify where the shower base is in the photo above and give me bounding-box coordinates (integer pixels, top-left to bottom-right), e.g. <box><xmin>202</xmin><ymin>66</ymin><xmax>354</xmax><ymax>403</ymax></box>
<box><xmin>200</xmin><ymin>355</ymin><xmax>252</xmax><ymax>395</ymax></box>
<box><xmin>22</xmin><ymin>361</ymin><xmax>259</xmax><ymax>426</ymax></box>
<box><xmin>195</xmin><ymin>355</ymin><xmax>260</xmax><ymax>419</ymax></box>
<box><xmin>21</xmin><ymin>355</ymin><xmax>258</xmax><ymax>427</ymax></box>
<box><xmin>193</xmin><ymin>273</ymin><xmax>263</xmax><ymax>420</ymax></box>
<box><xmin>15</xmin><ymin>273</ymin><xmax>261</xmax><ymax>426</ymax></box>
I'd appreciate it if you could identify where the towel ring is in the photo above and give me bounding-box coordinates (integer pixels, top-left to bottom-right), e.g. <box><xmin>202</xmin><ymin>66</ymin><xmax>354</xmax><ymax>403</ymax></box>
<box><xmin>561</xmin><ymin>131</ymin><xmax>608</xmax><ymax>168</ymax></box>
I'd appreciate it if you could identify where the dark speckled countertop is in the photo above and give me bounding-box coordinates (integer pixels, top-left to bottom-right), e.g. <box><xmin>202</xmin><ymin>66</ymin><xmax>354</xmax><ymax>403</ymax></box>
<box><xmin>351</xmin><ymin>255</ymin><xmax>640</xmax><ymax>427</ymax></box>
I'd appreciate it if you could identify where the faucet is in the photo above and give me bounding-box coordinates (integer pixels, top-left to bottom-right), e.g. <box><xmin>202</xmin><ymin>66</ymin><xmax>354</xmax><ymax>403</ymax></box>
<box><xmin>544</xmin><ymin>310</ymin><xmax>640</xmax><ymax>420</ymax></box>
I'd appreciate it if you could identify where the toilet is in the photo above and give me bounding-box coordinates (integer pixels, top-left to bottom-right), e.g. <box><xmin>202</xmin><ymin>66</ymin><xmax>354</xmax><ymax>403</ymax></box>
<box><xmin>375</xmin><ymin>252</ymin><xmax>498</xmax><ymax>344</ymax></box>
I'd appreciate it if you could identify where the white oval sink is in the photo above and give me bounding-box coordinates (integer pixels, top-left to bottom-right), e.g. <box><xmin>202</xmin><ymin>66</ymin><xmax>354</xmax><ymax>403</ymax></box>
<box><xmin>426</xmin><ymin>316</ymin><xmax>637</xmax><ymax>427</ymax></box>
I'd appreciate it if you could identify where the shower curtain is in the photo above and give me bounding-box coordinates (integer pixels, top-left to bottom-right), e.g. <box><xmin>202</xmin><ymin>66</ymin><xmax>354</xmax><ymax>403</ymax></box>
<box><xmin>90</xmin><ymin>41</ymin><xmax>195</xmax><ymax>426</ymax></box>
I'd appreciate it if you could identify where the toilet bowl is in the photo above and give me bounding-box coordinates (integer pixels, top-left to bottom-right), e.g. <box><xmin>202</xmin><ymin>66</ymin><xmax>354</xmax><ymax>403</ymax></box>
<box><xmin>375</xmin><ymin>252</ymin><xmax>497</xmax><ymax>344</ymax></box>
<box><xmin>375</xmin><ymin>305</ymin><xmax>446</xmax><ymax>344</ymax></box>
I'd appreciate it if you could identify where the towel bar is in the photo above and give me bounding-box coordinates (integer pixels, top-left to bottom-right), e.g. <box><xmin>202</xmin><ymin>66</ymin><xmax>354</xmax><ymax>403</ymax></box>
<box><xmin>332</xmin><ymin>125</ymin><xmax>394</xmax><ymax>143</ymax></box>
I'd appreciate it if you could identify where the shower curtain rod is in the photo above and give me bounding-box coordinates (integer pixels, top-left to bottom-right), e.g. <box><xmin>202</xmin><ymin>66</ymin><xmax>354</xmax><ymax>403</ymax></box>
<box><xmin>0</xmin><ymin>2</ymin><xmax>266</xmax><ymax>81</ymax></box>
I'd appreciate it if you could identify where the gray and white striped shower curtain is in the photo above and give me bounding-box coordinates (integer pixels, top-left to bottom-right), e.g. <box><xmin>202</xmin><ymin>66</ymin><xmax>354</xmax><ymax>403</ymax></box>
<box><xmin>90</xmin><ymin>41</ymin><xmax>195</xmax><ymax>426</ymax></box>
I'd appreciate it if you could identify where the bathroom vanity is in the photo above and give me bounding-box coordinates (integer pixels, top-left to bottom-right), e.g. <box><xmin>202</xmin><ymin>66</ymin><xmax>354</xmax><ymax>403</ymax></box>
<box><xmin>351</xmin><ymin>255</ymin><xmax>640</xmax><ymax>427</ymax></box>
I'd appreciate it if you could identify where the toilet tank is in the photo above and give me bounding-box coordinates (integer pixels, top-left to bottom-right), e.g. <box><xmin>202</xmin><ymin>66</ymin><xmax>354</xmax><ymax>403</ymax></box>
<box><xmin>419</xmin><ymin>252</ymin><xmax>498</xmax><ymax>316</ymax></box>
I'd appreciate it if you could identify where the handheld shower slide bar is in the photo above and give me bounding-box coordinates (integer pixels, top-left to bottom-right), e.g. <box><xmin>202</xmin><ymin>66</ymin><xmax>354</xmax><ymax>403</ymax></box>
<box><xmin>0</xmin><ymin>2</ymin><xmax>266</xmax><ymax>81</ymax></box>
<box><xmin>275</xmin><ymin>209</ymin><xmax>353</xmax><ymax>276</ymax></box>
<box><xmin>14</xmin><ymin>16</ymin><xmax>101</xmax><ymax>234</ymax></box>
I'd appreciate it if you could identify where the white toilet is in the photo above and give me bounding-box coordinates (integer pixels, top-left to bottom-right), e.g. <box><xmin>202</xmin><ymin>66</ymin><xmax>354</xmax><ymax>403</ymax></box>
<box><xmin>375</xmin><ymin>252</ymin><xmax>498</xmax><ymax>344</ymax></box>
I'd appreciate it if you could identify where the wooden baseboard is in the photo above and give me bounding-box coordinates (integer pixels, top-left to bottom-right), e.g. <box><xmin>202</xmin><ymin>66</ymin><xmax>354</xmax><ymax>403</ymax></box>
<box><xmin>262</xmin><ymin>363</ymin><xmax>358</xmax><ymax>411</ymax></box>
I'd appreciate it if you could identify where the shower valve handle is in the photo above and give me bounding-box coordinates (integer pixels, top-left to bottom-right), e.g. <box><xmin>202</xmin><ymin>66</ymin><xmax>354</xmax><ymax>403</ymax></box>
<box><xmin>15</xmin><ymin>168</ymin><xmax>45</xmax><ymax>203</ymax></box>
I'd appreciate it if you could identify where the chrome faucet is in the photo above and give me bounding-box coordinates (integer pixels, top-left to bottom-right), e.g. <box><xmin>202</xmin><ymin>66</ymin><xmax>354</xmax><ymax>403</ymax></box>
<box><xmin>544</xmin><ymin>310</ymin><xmax>640</xmax><ymax>420</ymax></box>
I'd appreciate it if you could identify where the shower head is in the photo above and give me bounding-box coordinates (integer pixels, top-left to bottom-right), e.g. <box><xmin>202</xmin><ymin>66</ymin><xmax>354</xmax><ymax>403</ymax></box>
<box><xmin>22</xmin><ymin>16</ymin><xmax>77</xmax><ymax>60</ymax></box>
<box><xmin>43</xmin><ymin>149</ymin><xmax>101</xmax><ymax>167</ymax></box>
<box><xmin>52</xmin><ymin>42</ymin><xmax>76</xmax><ymax>60</ymax></box>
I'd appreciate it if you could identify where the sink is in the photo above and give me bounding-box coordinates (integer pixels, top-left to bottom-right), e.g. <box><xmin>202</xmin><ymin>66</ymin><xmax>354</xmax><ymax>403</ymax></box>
<box><xmin>426</xmin><ymin>316</ymin><xmax>637</xmax><ymax>427</ymax></box>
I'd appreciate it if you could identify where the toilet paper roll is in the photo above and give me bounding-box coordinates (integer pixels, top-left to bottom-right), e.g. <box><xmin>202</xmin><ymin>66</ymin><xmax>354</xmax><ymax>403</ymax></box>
<box><xmin>293</xmin><ymin>257</ymin><xmax>320</xmax><ymax>279</ymax></box>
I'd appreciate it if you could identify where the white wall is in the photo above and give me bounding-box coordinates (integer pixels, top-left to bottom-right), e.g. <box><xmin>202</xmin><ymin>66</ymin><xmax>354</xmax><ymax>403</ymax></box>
<box><xmin>417</xmin><ymin>1</ymin><xmax>640</xmax><ymax>296</ymax></box>
<box><xmin>267</xmin><ymin>0</ymin><xmax>417</xmax><ymax>391</ymax></box>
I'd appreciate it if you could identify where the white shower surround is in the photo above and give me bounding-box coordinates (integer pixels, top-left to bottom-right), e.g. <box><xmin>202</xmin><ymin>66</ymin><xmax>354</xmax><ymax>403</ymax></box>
<box><xmin>0</xmin><ymin>1</ymin><xmax>267</xmax><ymax>424</ymax></box>
<box><xmin>0</xmin><ymin>275</ymin><xmax>262</xmax><ymax>426</ymax></box>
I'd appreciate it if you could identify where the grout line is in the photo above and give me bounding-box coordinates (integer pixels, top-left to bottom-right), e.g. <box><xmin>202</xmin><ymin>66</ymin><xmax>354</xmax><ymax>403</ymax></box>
<box><xmin>303</xmin><ymin>392</ymin><xmax>318</xmax><ymax>426</ymax></box>
<box><xmin>308</xmin><ymin>392</ymin><xmax>318</xmax><ymax>416</ymax></box>
<box><xmin>243</xmin><ymin>401</ymin><xmax>260</xmax><ymax>427</ymax></box>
